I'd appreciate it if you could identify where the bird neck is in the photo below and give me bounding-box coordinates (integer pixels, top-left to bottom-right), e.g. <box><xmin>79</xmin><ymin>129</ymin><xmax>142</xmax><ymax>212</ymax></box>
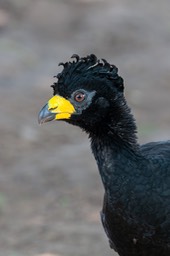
<box><xmin>89</xmin><ymin>103</ymin><xmax>142</xmax><ymax>195</ymax></box>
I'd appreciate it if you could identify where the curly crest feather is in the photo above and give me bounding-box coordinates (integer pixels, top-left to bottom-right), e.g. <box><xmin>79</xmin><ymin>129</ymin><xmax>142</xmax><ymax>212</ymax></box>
<box><xmin>51</xmin><ymin>54</ymin><xmax>124</xmax><ymax>95</ymax></box>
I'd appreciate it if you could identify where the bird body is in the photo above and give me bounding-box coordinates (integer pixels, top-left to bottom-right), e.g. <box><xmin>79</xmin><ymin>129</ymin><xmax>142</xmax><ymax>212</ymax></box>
<box><xmin>38</xmin><ymin>54</ymin><xmax>170</xmax><ymax>256</ymax></box>
<box><xmin>94</xmin><ymin>138</ymin><xmax>170</xmax><ymax>256</ymax></box>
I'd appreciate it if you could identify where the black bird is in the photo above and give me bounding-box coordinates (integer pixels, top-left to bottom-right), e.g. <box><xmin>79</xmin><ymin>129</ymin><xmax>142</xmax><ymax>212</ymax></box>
<box><xmin>38</xmin><ymin>54</ymin><xmax>170</xmax><ymax>256</ymax></box>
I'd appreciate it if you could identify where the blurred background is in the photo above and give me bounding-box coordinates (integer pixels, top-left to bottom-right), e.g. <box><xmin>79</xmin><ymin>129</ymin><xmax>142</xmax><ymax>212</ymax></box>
<box><xmin>0</xmin><ymin>0</ymin><xmax>170</xmax><ymax>256</ymax></box>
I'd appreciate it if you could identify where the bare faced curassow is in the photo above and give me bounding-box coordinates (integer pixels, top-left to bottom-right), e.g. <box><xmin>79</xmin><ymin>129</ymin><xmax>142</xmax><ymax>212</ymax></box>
<box><xmin>38</xmin><ymin>54</ymin><xmax>170</xmax><ymax>256</ymax></box>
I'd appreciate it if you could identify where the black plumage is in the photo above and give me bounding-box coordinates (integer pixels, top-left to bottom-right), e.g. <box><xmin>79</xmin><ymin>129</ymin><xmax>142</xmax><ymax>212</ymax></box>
<box><xmin>38</xmin><ymin>54</ymin><xmax>170</xmax><ymax>256</ymax></box>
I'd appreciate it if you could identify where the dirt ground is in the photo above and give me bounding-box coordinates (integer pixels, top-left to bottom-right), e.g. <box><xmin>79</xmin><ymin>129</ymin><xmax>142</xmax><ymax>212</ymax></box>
<box><xmin>0</xmin><ymin>1</ymin><xmax>170</xmax><ymax>256</ymax></box>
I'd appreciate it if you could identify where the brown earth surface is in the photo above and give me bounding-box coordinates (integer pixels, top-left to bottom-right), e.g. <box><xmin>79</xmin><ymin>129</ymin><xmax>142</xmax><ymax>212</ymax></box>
<box><xmin>0</xmin><ymin>1</ymin><xmax>170</xmax><ymax>256</ymax></box>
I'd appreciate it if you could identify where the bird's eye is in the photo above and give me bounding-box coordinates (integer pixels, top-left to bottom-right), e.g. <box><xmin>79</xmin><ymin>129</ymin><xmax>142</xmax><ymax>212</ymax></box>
<box><xmin>74</xmin><ymin>92</ymin><xmax>86</xmax><ymax>102</ymax></box>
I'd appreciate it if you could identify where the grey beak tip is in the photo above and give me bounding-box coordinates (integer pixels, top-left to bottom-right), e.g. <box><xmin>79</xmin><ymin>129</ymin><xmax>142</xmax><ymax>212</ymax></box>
<box><xmin>38</xmin><ymin>103</ymin><xmax>56</xmax><ymax>124</ymax></box>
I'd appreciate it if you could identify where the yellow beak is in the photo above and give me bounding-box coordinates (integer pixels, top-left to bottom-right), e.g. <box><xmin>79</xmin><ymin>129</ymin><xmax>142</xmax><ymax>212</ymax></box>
<box><xmin>38</xmin><ymin>95</ymin><xmax>75</xmax><ymax>124</ymax></box>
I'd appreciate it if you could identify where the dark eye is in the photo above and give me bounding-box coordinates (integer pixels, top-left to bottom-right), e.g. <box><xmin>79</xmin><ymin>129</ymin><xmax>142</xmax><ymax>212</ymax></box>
<box><xmin>74</xmin><ymin>92</ymin><xmax>86</xmax><ymax>102</ymax></box>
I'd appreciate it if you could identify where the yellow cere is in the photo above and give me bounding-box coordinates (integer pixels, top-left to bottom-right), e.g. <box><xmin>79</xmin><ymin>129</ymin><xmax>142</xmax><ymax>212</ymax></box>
<box><xmin>48</xmin><ymin>95</ymin><xmax>75</xmax><ymax>120</ymax></box>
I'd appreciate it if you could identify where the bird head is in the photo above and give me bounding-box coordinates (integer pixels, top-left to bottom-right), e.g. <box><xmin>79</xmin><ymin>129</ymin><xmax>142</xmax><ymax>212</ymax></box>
<box><xmin>38</xmin><ymin>54</ymin><xmax>124</xmax><ymax>134</ymax></box>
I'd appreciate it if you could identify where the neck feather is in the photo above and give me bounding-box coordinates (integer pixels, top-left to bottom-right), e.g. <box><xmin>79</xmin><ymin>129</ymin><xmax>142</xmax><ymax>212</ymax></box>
<box><xmin>89</xmin><ymin>101</ymin><xmax>142</xmax><ymax>194</ymax></box>
<box><xmin>90</xmin><ymin>98</ymin><xmax>139</xmax><ymax>149</ymax></box>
